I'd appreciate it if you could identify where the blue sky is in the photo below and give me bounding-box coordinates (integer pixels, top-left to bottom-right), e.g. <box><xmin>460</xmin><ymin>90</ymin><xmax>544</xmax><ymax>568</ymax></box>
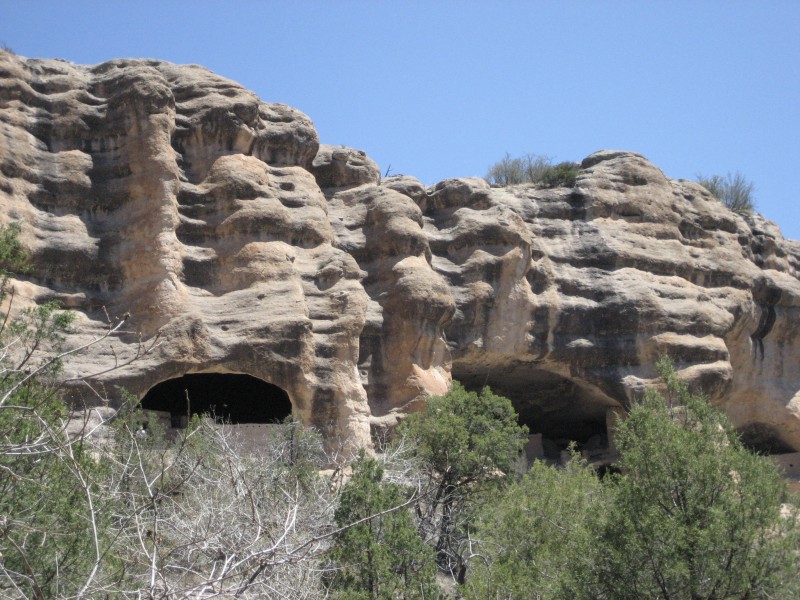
<box><xmin>3</xmin><ymin>2</ymin><xmax>799</xmax><ymax>240</ymax></box>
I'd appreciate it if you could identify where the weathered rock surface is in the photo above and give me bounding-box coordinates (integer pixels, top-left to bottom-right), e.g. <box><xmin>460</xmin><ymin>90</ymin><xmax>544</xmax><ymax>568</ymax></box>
<box><xmin>2</xmin><ymin>52</ymin><xmax>800</xmax><ymax>454</ymax></box>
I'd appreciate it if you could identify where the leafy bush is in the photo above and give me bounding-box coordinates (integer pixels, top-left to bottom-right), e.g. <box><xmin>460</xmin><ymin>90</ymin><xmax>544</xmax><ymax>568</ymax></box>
<box><xmin>588</xmin><ymin>357</ymin><xmax>799</xmax><ymax>599</ymax></box>
<box><xmin>696</xmin><ymin>171</ymin><xmax>755</xmax><ymax>214</ymax></box>
<box><xmin>486</xmin><ymin>153</ymin><xmax>580</xmax><ymax>188</ymax></box>
<box><xmin>0</xmin><ymin>329</ymin><xmax>99</xmax><ymax>599</ymax></box>
<box><xmin>326</xmin><ymin>453</ymin><xmax>439</xmax><ymax>599</ymax></box>
<box><xmin>0</xmin><ymin>222</ymin><xmax>27</xmax><ymax>277</ymax></box>
<box><xmin>0</xmin><ymin>224</ymin><xmax>102</xmax><ymax>598</ymax></box>
<box><xmin>467</xmin><ymin>358</ymin><xmax>800</xmax><ymax>600</ymax></box>
<box><xmin>465</xmin><ymin>453</ymin><xmax>603</xmax><ymax>599</ymax></box>
<box><xmin>398</xmin><ymin>382</ymin><xmax>528</xmax><ymax>580</ymax></box>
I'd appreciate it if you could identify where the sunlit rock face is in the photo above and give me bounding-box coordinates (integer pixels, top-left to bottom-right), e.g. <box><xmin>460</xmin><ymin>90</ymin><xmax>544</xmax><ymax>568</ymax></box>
<box><xmin>419</xmin><ymin>154</ymin><xmax>800</xmax><ymax>456</ymax></box>
<box><xmin>2</xmin><ymin>52</ymin><xmax>800</xmax><ymax>453</ymax></box>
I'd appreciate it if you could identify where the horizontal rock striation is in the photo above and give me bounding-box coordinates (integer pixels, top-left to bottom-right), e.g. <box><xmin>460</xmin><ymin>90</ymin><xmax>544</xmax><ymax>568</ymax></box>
<box><xmin>2</xmin><ymin>51</ymin><xmax>799</xmax><ymax>454</ymax></box>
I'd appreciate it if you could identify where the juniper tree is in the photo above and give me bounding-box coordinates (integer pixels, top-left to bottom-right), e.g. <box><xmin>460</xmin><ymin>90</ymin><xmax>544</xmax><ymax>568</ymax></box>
<box><xmin>398</xmin><ymin>382</ymin><xmax>528</xmax><ymax>581</ymax></box>
<box><xmin>590</xmin><ymin>358</ymin><xmax>800</xmax><ymax>600</ymax></box>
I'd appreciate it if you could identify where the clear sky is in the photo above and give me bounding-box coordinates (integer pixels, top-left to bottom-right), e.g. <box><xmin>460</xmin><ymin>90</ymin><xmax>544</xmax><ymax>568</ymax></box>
<box><xmin>2</xmin><ymin>1</ymin><xmax>799</xmax><ymax>240</ymax></box>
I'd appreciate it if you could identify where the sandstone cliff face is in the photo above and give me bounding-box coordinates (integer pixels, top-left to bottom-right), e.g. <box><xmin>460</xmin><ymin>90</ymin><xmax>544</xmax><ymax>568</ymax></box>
<box><xmin>2</xmin><ymin>52</ymin><xmax>799</xmax><ymax>454</ymax></box>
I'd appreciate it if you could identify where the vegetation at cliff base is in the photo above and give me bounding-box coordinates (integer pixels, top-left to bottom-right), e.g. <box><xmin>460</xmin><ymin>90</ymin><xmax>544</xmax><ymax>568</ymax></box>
<box><xmin>589</xmin><ymin>357</ymin><xmax>798</xmax><ymax>599</ymax></box>
<box><xmin>398</xmin><ymin>383</ymin><xmax>529</xmax><ymax>581</ymax></box>
<box><xmin>461</xmin><ymin>358</ymin><xmax>800</xmax><ymax>599</ymax></box>
<box><xmin>1</xmin><ymin>222</ymin><xmax>798</xmax><ymax>598</ymax></box>
<box><xmin>326</xmin><ymin>453</ymin><xmax>439</xmax><ymax>599</ymax></box>
<box><xmin>1</xmin><ymin>224</ymin><xmax>101</xmax><ymax>598</ymax></box>
<box><xmin>464</xmin><ymin>454</ymin><xmax>603</xmax><ymax>599</ymax></box>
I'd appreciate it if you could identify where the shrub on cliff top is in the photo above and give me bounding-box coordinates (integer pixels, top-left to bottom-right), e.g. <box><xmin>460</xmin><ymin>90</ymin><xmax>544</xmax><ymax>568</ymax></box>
<box><xmin>697</xmin><ymin>171</ymin><xmax>755</xmax><ymax>215</ymax></box>
<box><xmin>486</xmin><ymin>153</ymin><xmax>579</xmax><ymax>188</ymax></box>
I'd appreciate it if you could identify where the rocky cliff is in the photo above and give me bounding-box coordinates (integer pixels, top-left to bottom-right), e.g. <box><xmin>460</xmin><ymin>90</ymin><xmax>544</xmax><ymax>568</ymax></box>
<box><xmin>2</xmin><ymin>52</ymin><xmax>799</xmax><ymax>454</ymax></box>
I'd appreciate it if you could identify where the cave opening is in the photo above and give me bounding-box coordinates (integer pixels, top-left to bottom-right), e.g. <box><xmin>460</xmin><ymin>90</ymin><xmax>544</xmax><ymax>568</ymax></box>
<box><xmin>140</xmin><ymin>373</ymin><xmax>292</xmax><ymax>427</ymax></box>
<box><xmin>452</xmin><ymin>360</ymin><xmax>621</xmax><ymax>464</ymax></box>
<box><xmin>736</xmin><ymin>423</ymin><xmax>797</xmax><ymax>456</ymax></box>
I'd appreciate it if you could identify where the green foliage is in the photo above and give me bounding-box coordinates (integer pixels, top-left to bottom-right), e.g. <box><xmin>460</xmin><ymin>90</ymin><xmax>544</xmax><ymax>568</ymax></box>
<box><xmin>538</xmin><ymin>160</ymin><xmax>580</xmax><ymax>188</ymax></box>
<box><xmin>589</xmin><ymin>357</ymin><xmax>800</xmax><ymax>600</ymax></box>
<box><xmin>1</xmin><ymin>222</ymin><xmax>28</xmax><ymax>315</ymax></box>
<box><xmin>462</xmin><ymin>358</ymin><xmax>800</xmax><ymax>599</ymax></box>
<box><xmin>0</xmin><ymin>234</ymin><xmax>102</xmax><ymax>597</ymax></box>
<box><xmin>696</xmin><ymin>171</ymin><xmax>755</xmax><ymax>214</ymax></box>
<box><xmin>0</xmin><ymin>222</ymin><xmax>27</xmax><ymax>278</ymax></box>
<box><xmin>399</xmin><ymin>382</ymin><xmax>528</xmax><ymax>578</ymax></box>
<box><xmin>327</xmin><ymin>454</ymin><xmax>439</xmax><ymax>600</ymax></box>
<box><xmin>465</xmin><ymin>454</ymin><xmax>604</xmax><ymax>600</ymax></box>
<box><xmin>400</xmin><ymin>382</ymin><xmax>528</xmax><ymax>484</ymax></box>
<box><xmin>0</xmin><ymin>397</ymin><xmax>107</xmax><ymax>598</ymax></box>
<box><xmin>486</xmin><ymin>153</ymin><xmax>580</xmax><ymax>188</ymax></box>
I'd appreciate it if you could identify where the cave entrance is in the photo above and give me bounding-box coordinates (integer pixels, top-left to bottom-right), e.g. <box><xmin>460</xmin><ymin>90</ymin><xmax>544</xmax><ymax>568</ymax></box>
<box><xmin>736</xmin><ymin>423</ymin><xmax>800</xmax><ymax>483</ymax></box>
<box><xmin>737</xmin><ymin>423</ymin><xmax>796</xmax><ymax>455</ymax></box>
<box><xmin>140</xmin><ymin>373</ymin><xmax>292</xmax><ymax>428</ymax></box>
<box><xmin>452</xmin><ymin>360</ymin><xmax>621</xmax><ymax>465</ymax></box>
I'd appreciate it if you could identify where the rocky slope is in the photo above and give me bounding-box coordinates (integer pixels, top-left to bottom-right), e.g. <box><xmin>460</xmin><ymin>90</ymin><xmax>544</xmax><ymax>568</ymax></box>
<box><xmin>2</xmin><ymin>51</ymin><xmax>799</xmax><ymax>454</ymax></box>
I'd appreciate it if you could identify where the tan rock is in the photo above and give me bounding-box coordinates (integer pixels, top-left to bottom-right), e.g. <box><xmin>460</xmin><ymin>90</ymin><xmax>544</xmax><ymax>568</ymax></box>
<box><xmin>2</xmin><ymin>52</ymin><xmax>800</xmax><ymax>456</ymax></box>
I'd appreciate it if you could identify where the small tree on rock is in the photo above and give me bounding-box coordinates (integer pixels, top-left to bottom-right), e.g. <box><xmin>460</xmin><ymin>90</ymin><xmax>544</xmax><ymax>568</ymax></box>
<box><xmin>696</xmin><ymin>171</ymin><xmax>755</xmax><ymax>214</ymax></box>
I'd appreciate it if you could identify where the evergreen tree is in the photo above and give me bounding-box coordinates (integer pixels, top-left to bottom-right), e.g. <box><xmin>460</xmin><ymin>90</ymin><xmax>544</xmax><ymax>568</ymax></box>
<box><xmin>399</xmin><ymin>382</ymin><xmax>528</xmax><ymax>580</ymax></box>
<box><xmin>465</xmin><ymin>454</ymin><xmax>603</xmax><ymax>600</ymax></box>
<box><xmin>462</xmin><ymin>359</ymin><xmax>800</xmax><ymax>599</ymax></box>
<box><xmin>590</xmin><ymin>358</ymin><xmax>800</xmax><ymax>600</ymax></box>
<box><xmin>327</xmin><ymin>454</ymin><xmax>439</xmax><ymax>599</ymax></box>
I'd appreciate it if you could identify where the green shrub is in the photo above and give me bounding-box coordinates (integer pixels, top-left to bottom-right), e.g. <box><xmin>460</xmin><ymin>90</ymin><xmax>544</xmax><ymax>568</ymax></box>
<box><xmin>465</xmin><ymin>453</ymin><xmax>604</xmax><ymax>599</ymax></box>
<box><xmin>398</xmin><ymin>382</ymin><xmax>528</xmax><ymax>579</ymax></box>
<box><xmin>0</xmin><ymin>222</ymin><xmax>27</xmax><ymax>278</ymax></box>
<box><xmin>696</xmin><ymin>171</ymin><xmax>755</xmax><ymax>214</ymax></box>
<box><xmin>1</xmin><ymin>225</ymin><xmax>101</xmax><ymax>598</ymax></box>
<box><xmin>539</xmin><ymin>160</ymin><xmax>580</xmax><ymax>188</ymax></box>
<box><xmin>486</xmin><ymin>153</ymin><xmax>579</xmax><ymax>188</ymax></box>
<box><xmin>463</xmin><ymin>358</ymin><xmax>800</xmax><ymax>599</ymax></box>
<box><xmin>589</xmin><ymin>357</ymin><xmax>799</xmax><ymax>599</ymax></box>
<box><xmin>327</xmin><ymin>454</ymin><xmax>439</xmax><ymax>599</ymax></box>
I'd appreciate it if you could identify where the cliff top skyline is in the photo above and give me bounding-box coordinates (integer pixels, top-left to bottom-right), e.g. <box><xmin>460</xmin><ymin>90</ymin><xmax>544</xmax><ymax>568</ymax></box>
<box><xmin>2</xmin><ymin>1</ymin><xmax>799</xmax><ymax>239</ymax></box>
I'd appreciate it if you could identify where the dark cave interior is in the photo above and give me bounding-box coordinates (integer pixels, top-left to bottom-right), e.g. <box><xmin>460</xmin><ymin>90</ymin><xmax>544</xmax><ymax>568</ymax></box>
<box><xmin>736</xmin><ymin>422</ymin><xmax>796</xmax><ymax>455</ymax></box>
<box><xmin>140</xmin><ymin>373</ymin><xmax>292</xmax><ymax>426</ymax></box>
<box><xmin>452</xmin><ymin>360</ymin><xmax>620</xmax><ymax>459</ymax></box>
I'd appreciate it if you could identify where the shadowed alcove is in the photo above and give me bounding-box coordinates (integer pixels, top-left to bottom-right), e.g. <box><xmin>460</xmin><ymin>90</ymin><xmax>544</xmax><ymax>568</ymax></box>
<box><xmin>140</xmin><ymin>373</ymin><xmax>292</xmax><ymax>427</ymax></box>
<box><xmin>453</xmin><ymin>359</ymin><xmax>621</xmax><ymax>463</ymax></box>
<box><xmin>736</xmin><ymin>422</ymin><xmax>796</xmax><ymax>455</ymax></box>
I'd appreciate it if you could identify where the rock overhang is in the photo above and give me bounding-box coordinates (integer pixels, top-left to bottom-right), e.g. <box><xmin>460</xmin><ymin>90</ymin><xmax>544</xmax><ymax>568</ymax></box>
<box><xmin>2</xmin><ymin>51</ymin><xmax>800</xmax><ymax>454</ymax></box>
